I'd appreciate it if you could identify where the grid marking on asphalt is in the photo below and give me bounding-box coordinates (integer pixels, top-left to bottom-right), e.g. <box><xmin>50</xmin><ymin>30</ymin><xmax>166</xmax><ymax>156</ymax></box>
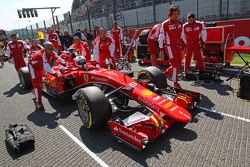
<box><xmin>197</xmin><ymin>106</ymin><xmax>250</xmax><ymax>123</ymax></box>
<box><xmin>59</xmin><ymin>125</ymin><xmax>109</xmax><ymax>167</ymax></box>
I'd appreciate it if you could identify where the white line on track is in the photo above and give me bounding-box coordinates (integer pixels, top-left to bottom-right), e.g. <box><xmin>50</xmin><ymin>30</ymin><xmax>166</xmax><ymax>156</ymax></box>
<box><xmin>196</xmin><ymin>106</ymin><xmax>250</xmax><ymax>123</ymax></box>
<box><xmin>59</xmin><ymin>125</ymin><xmax>109</xmax><ymax>167</ymax></box>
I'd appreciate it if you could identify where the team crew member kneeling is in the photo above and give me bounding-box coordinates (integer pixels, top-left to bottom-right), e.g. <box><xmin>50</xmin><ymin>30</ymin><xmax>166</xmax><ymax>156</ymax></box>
<box><xmin>28</xmin><ymin>42</ymin><xmax>65</xmax><ymax>110</ymax></box>
<box><xmin>93</xmin><ymin>28</ymin><xmax>116</xmax><ymax>69</ymax></box>
<box><xmin>182</xmin><ymin>13</ymin><xmax>207</xmax><ymax>76</ymax></box>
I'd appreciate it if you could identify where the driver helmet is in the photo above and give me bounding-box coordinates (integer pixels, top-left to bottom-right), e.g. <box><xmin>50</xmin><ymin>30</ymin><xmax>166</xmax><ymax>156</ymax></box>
<box><xmin>74</xmin><ymin>56</ymin><xmax>86</xmax><ymax>68</ymax></box>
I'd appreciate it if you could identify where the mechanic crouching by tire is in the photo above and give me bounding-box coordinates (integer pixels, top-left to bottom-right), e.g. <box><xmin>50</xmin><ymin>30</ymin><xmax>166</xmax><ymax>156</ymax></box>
<box><xmin>68</xmin><ymin>36</ymin><xmax>91</xmax><ymax>64</ymax></box>
<box><xmin>147</xmin><ymin>23</ymin><xmax>161</xmax><ymax>66</ymax></box>
<box><xmin>6</xmin><ymin>33</ymin><xmax>29</xmax><ymax>79</ymax></box>
<box><xmin>28</xmin><ymin>42</ymin><xmax>65</xmax><ymax>110</ymax></box>
<box><xmin>158</xmin><ymin>5</ymin><xmax>184</xmax><ymax>88</ymax></box>
<box><xmin>182</xmin><ymin>13</ymin><xmax>207</xmax><ymax>77</ymax></box>
<box><xmin>93</xmin><ymin>28</ymin><xmax>116</xmax><ymax>69</ymax></box>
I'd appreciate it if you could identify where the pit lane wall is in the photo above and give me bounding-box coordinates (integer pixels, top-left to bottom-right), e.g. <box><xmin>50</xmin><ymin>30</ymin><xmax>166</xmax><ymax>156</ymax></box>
<box><xmin>126</xmin><ymin>18</ymin><xmax>250</xmax><ymax>46</ymax></box>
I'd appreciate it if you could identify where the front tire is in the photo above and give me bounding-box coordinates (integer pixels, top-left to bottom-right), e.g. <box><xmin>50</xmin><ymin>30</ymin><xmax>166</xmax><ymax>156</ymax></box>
<box><xmin>77</xmin><ymin>86</ymin><xmax>110</xmax><ymax>130</ymax></box>
<box><xmin>137</xmin><ymin>66</ymin><xmax>167</xmax><ymax>89</ymax></box>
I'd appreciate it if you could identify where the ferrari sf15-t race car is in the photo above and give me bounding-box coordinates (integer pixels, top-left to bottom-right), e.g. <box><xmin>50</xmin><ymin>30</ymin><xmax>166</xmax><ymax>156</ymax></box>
<box><xmin>19</xmin><ymin>52</ymin><xmax>200</xmax><ymax>151</ymax></box>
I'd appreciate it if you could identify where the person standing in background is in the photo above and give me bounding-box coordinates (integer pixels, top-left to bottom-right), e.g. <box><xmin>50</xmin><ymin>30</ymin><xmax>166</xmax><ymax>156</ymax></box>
<box><xmin>159</xmin><ymin>5</ymin><xmax>184</xmax><ymax>88</ymax></box>
<box><xmin>62</xmin><ymin>31</ymin><xmax>73</xmax><ymax>50</ymax></box>
<box><xmin>147</xmin><ymin>23</ymin><xmax>162</xmax><ymax>66</ymax></box>
<box><xmin>182</xmin><ymin>13</ymin><xmax>207</xmax><ymax>77</ymax></box>
<box><xmin>6</xmin><ymin>33</ymin><xmax>29</xmax><ymax>79</ymax></box>
<box><xmin>111</xmin><ymin>21</ymin><xmax>123</xmax><ymax>60</ymax></box>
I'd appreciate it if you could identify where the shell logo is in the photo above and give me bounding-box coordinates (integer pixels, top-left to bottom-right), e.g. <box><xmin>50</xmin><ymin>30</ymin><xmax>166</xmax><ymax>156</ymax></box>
<box><xmin>141</xmin><ymin>89</ymin><xmax>153</xmax><ymax>97</ymax></box>
<box><xmin>163</xmin><ymin>102</ymin><xmax>173</xmax><ymax>109</ymax></box>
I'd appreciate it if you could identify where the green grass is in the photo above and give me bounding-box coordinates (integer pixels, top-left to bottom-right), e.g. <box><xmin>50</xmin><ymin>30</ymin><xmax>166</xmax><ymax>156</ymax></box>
<box><xmin>231</xmin><ymin>53</ymin><xmax>250</xmax><ymax>65</ymax></box>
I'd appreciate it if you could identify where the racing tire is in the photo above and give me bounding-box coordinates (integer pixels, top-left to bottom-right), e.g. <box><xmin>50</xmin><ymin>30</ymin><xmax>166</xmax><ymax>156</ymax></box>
<box><xmin>19</xmin><ymin>67</ymin><xmax>32</xmax><ymax>89</ymax></box>
<box><xmin>77</xmin><ymin>86</ymin><xmax>110</xmax><ymax>130</ymax></box>
<box><xmin>137</xmin><ymin>66</ymin><xmax>167</xmax><ymax>89</ymax></box>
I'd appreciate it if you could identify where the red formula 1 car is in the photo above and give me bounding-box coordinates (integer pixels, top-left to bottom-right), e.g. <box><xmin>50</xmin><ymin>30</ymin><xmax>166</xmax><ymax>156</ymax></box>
<box><xmin>19</xmin><ymin>52</ymin><xmax>200</xmax><ymax>150</ymax></box>
<box><xmin>71</xmin><ymin>66</ymin><xmax>200</xmax><ymax>151</ymax></box>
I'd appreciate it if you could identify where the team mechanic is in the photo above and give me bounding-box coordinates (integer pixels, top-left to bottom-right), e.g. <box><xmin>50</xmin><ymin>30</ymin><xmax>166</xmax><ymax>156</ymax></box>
<box><xmin>159</xmin><ymin>5</ymin><xmax>184</xmax><ymax>88</ymax></box>
<box><xmin>147</xmin><ymin>23</ymin><xmax>161</xmax><ymax>66</ymax></box>
<box><xmin>69</xmin><ymin>35</ymin><xmax>91</xmax><ymax>63</ymax></box>
<box><xmin>45</xmin><ymin>28</ymin><xmax>62</xmax><ymax>53</ymax></box>
<box><xmin>29</xmin><ymin>39</ymin><xmax>44</xmax><ymax>56</ymax></box>
<box><xmin>6</xmin><ymin>33</ymin><xmax>29</xmax><ymax>79</ymax></box>
<box><xmin>111</xmin><ymin>21</ymin><xmax>123</xmax><ymax>60</ymax></box>
<box><xmin>182</xmin><ymin>13</ymin><xmax>207</xmax><ymax>76</ymax></box>
<box><xmin>93</xmin><ymin>28</ymin><xmax>116</xmax><ymax>69</ymax></box>
<box><xmin>28</xmin><ymin>42</ymin><xmax>65</xmax><ymax>110</ymax></box>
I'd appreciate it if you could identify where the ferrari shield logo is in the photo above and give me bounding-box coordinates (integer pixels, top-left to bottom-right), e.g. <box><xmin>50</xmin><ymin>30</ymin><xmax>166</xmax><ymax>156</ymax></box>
<box><xmin>83</xmin><ymin>74</ymin><xmax>89</xmax><ymax>82</ymax></box>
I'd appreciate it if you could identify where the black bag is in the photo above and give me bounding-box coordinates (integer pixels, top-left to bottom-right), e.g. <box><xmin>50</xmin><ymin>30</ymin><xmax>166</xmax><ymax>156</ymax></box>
<box><xmin>5</xmin><ymin>124</ymin><xmax>35</xmax><ymax>154</ymax></box>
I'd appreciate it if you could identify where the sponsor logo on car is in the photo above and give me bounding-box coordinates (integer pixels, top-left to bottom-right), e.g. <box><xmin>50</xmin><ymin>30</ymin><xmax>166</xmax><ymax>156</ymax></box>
<box><xmin>91</xmin><ymin>76</ymin><xmax>108</xmax><ymax>82</ymax></box>
<box><xmin>113</xmin><ymin>126</ymin><xmax>141</xmax><ymax>143</ymax></box>
<box><xmin>153</xmin><ymin>96</ymin><xmax>161</xmax><ymax>101</ymax></box>
<box><xmin>83</xmin><ymin>74</ymin><xmax>88</xmax><ymax>82</ymax></box>
<box><xmin>129</xmin><ymin>82</ymin><xmax>137</xmax><ymax>88</ymax></box>
<box><xmin>141</xmin><ymin>89</ymin><xmax>153</xmax><ymax>97</ymax></box>
<box><xmin>105</xmin><ymin>71</ymin><xmax>119</xmax><ymax>77</ymax></box>
<box><xmin>138</xmin><ymin>96</ymin><xmax>160</xmax><ymax>112</ymax></box>
<box><xmin>163</xmin><ymin>101</ymin><xmax>173</xmax><ymax>109</ymax></box>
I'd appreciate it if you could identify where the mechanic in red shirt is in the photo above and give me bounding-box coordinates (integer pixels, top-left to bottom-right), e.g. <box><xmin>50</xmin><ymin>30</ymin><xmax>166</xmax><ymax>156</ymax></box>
<box><xmin>182</xmin><ymin>13</ymin><xmax>207</xmax><ymax>76</ymax></box>
<box><xmin>45</xmin><ymin>28</ymin><xmax>62</xmax><ymax>52</ymax></box>
<box><xmin>69</xmin><ymin>36</ymin><xmax>91</xmax><ymax>63</ymax></box>
<box><xmin>29</xmin><ymin>39</ymin><xmax>43</xmax><ymax>56</ymax></box>
<box><xmin>159</xmin><ymin>5</ymin><xmax>184</xmax><ymax>88</ymax></box>
<box><xmin>147</xmin><ymin>23</ymin><xmax>161</xmax><ymax>66</ymax></box>
<box><xmin>93</xmin><ymin>28</ymin><xmax>116</xmax><ymax>69</ymax></box>
<box><xmin>6</xmin><ymin>33</ymin><xmax>29</xmax><ymax>76</ymax></box>
<box><xmin>28</xmin><ymin>42</ymin><xmax>65</xmax><ymax>110</ymax></box>
<box><xmin>111</xmin><ymin>21</ymin><xmax>123</xmax><ymax>60</ymax></box>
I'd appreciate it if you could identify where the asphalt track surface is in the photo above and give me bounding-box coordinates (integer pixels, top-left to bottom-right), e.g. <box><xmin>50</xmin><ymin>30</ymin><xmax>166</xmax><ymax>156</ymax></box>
<box><xmin>0</xmin><ymin>61</ymin><xmax>250</xmax><ymax>167</ymax></box>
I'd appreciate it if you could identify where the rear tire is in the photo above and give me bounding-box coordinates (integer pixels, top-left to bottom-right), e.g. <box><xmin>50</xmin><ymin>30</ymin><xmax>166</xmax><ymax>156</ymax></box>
<box><xmin>19</xmin><ymin>67</ymin><xmax>32</xmax><ymax>89</ymax></box>
<box><xmin>77</xmin><ymin>86</ymin><xmax>110</xmax><ymax>130</ymax></box>
<box><xmin>137</xmin><ymin>66</ymin><xmax>167</xmax><ymax>89</ymax></box>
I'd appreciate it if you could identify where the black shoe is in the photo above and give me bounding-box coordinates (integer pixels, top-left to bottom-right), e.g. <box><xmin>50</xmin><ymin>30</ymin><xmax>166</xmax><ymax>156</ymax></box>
<box><xmin>37</xmin><ymin>104</ymin><xmax>45</xmax><ymax>111</ymax></box>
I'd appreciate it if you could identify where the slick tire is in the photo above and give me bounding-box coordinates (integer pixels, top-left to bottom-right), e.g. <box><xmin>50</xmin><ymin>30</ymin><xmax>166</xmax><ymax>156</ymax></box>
<box><xmin>19</xmin><ymin>67</ymin><xmax>32</xmax><ymax>89</ymax></box>
<box><xmin>137</xmin><ymin>66</ymin><xmax>167</xmax><ymax>89</ymax></box>
<box><xmin>76</xmin><ymin>86</ymin><xmax>110</xmax><ymax>130</ymax></box>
